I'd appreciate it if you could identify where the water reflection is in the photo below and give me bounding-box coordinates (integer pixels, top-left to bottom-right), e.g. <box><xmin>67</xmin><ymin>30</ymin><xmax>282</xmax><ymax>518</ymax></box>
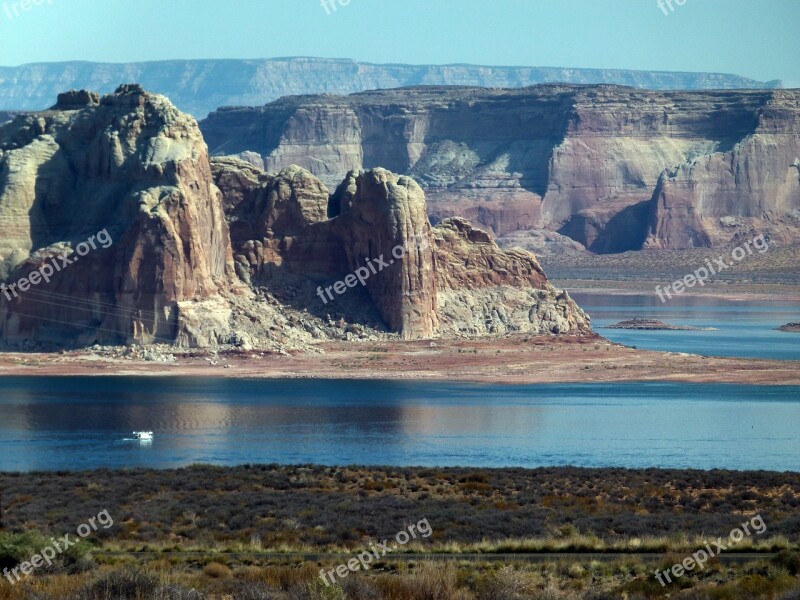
<box><xmin>0</xmin><ymin>377</ymin><xmax>798</xmax><ymax>471</ymax></box>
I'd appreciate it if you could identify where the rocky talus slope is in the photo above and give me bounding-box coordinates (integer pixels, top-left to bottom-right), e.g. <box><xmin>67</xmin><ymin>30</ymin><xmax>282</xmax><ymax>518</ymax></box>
<box><xmin>433</xmin><ymin>218</ymin><xmax>589</xmax><ymax>335</ymax></box>
<box><xmin>202</xmin><ymin>85</ymin><xmax>800</xmax><ymax>252</ymax></box>
<box><xmin>0</xmin><ymin>58</ymin><xmax>780</xmax><ymax>118</ymax></box>
<box><xmin>0</xmin><ymin>87</ymin><xmax>589</xmax><ymax>348</ymax></box>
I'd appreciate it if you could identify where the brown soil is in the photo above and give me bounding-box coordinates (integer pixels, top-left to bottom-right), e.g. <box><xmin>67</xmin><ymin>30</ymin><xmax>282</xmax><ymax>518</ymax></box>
<box><xmin>1</xmin><ymin>334</ymin><xmax>798</xmax><ymax>385</ymax></box>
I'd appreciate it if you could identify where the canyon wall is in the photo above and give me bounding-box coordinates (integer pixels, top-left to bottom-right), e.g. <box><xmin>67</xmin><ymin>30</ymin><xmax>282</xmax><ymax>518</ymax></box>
<box><xmin>0</xmin><ymin>85</ymin><xmax>589</xmax><ymax>347</ymax></box>
<box><xmin>202</xmin><ymin>85</ymin><xmax>800</xmax><ymax>252</ymax></box>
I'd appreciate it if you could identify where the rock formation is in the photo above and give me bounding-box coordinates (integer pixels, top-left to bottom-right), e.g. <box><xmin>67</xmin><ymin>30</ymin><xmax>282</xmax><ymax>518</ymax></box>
<box><xmin>433</xmin><ymin>218</ymin><xmax>589</xmax><ymax>335</ymax></box>
<box><xmin>0</xmin><ymin>85</ymin><xmax>235</xmax><ymax>346</ymax></box>
<box><xmin>0</xmin><ymin>58</ymin><xmax>780</xmax><ymax>118</ymax></box>
<box><xmin>0</xmin><ymin>86</ymin><xmax>590</xmax><ymax>348</ymax></box>
<box><xmin>210</xmin><ymin>160</ymin><xmax>438</xmax><ymax>338</ymax></box>
<box><xmin>331</xmin><ymin>170</ymin><xmax>439</xmax><ymax>338</ymax></box>
<box><xmin>202</xmin><ymin>85</ymin><xmax>800</xmax><ymax>252</ymax></box>
<box><xmin>211</xmin><ymin>159</ymin><xmax>588</xmax><ymax>339</ymax></box>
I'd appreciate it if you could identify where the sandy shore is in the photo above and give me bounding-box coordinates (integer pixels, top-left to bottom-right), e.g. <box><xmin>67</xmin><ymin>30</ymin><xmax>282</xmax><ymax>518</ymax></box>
<box><xmin>1</xmin><ymin>334</ymin><xmax>798</xmax><ymax>385</ymax></box>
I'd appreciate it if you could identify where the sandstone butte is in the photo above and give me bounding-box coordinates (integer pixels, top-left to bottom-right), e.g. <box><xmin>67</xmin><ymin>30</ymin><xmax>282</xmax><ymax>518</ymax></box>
<box><xmin>201</xmin><ymin>85</ymin><xmax>800</xmax><ymax>253</ymax></box>
<box><xmin>0</xmin><ymin>86</ymin><xmax>590</xmax><ymax>349</ymax></box>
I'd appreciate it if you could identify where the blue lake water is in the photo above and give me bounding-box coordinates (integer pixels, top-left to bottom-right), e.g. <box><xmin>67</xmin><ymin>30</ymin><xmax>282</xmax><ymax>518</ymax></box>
<box><xmin>0</xmin><ymin>377</ymin><xmax>798</xmax><ymax>472</ymax></box>
<box><xmin>571</xmin><ymin>292</ymin><xmax>800</xmax><ymax>360</ymax></box>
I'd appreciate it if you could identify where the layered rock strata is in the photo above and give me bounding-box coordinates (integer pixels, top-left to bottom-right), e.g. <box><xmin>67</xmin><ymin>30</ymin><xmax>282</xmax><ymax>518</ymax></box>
<box><xmin>212</xmin><ymin>158</ymin><xmax>589</xmax><ymax>339</ymax></box>
<box><xmin>433</xmin><ymin>218</ymin><xmax>589</xmax><ymax>335</ymax></box>
<box><xmin>0</xmin><ymin>86</ymin><xmax>234</xmax><ymax>345</ymax></box>
<box><xmin>202</xmin><ymin>85</ymin><xmax>800</xmax><ymax>252</ymax></box>
<box><xmin>0</xmin><ymin>86</ymin><xmax>590</xmax><ymax>347</ymax></box>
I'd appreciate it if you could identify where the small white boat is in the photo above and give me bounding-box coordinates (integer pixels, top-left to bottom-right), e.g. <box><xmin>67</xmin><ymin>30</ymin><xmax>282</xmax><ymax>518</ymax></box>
<box><xmin>132</xmin><ymin>431</ymin><xmax>154</xmax><ymax>441</ymax></box>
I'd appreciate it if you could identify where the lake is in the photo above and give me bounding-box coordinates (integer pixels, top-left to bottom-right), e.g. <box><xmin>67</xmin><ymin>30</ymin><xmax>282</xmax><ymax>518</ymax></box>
<box><xmin>1</xmin><ymin>377</ymin><xmax>798</xmax><ymax>472</ymax></box>
<box><xmin>571</xmin><ymin>292</ymin><xmax>800</xmax><ymax>360</ymax></box>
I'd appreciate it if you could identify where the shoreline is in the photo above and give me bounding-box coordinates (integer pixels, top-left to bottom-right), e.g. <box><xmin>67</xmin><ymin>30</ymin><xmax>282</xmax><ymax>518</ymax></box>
<box><xmin>1</xmin><ymin>334</ymin><xmax>799</xmax><ymax>385</ymax></box>
<box><xmin>553</xmin><ymin>281</ymin><xmax>800</xmax><ymax>302</ymax></box>
<box><xmin>2</xmin><ymin>463</ymin><xmax>799</xmax><ymax>476</ymax></box>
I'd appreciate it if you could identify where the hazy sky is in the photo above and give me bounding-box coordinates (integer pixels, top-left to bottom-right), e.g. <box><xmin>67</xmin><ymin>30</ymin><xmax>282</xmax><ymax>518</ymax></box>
<box><xmin>0</xmin><ymin>0</ymin><xmax>798</xmax><ymax>87</ymax></box>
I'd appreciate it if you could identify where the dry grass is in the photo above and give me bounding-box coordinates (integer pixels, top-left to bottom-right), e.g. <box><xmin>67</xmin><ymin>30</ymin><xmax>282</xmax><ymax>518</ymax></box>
<box><xmin>2</xmin><ymin>466</ymin><xmax>799</xmax><ymax>554</ymax></box>
<box><xmin>1</xmin><ymin>559</ymin><xmax>799</xmax><ymax>599</ymax></box>
<box><xmin>202</xmin><ymin>562</ymin><xmax>233</xmax><ymax>579</ymax></box>
<box><xmin>2</xmin><ymin>466</ymin><xmax>799</xmax><ymax>598</ymax></box>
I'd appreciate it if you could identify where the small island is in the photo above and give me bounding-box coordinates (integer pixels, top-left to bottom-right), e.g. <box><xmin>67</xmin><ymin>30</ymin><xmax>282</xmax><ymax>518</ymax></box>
<box><xmin>778</xmin><ymin>322</ymin><xmax>800</xmax><ymax>332</ymax></box>
<box><xmin>604</xmin><ymin>318</ymin><xmax>717</xmax><ymax>331</ymax></box>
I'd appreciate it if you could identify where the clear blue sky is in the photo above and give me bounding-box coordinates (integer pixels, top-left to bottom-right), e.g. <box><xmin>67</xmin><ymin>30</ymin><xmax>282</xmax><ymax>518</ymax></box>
<box><xmin>0</xmin><ymin>0</ymin><xmax>798</xmax><ymax>87</ymax></box>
